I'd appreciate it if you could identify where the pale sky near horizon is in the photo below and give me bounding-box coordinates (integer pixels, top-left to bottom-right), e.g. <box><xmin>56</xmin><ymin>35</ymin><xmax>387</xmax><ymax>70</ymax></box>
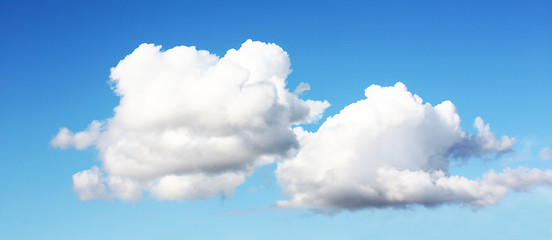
<box><xmin>1</xmin><ymin>0</ymin><xmax>551</xmax><ymax>239</ymax></box>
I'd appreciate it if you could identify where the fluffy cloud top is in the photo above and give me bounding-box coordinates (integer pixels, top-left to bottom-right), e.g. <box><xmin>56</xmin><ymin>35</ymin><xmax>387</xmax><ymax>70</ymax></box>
<box><xmin>275</xmin><ymin>83</ymin><xmax>552</xmax><ymax>211</ymax></box>
<box><xmin>52</xmin><ymin>40</ymin><xmax>329</xmax><ymax>201</ymax></box>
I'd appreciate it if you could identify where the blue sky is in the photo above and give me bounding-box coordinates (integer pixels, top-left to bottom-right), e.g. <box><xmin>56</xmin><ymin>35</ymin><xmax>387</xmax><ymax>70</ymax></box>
<box><xmin>1</xmin><ymin>0</ymin><xmax>551</xmax><ymax>239</ymax></box>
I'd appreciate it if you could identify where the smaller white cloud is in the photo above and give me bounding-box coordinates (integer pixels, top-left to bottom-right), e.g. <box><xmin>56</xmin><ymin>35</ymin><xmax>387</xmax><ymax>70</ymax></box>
<box><xmin>448</xmin><ymin>117</ymin><xmax>515</xmax><ymax>159</ymax></box>
<box><xmin>303</xmin><ymin>99</ymin><xmax>330</xmax><ymax>124</ymax></box>
<box><xmin>276</xmin><ymin>82</ymin><xmax>528</xmax><ymax>211</ymax></box>
<box><xmin>473</xmin><ymin>117</ymin><xmax>516</xmax><ymax>152</ymax></box>
<box><xmin>540</xmin><ymin>147</ymin><xmax>551</xmax><ymax>160</ymax></box>
<box><xmin>50</xmin><ymin>120</ymin><xmax>102</xmax><ymax>149</ymax></box>
<box><xmin>294</xmin><ymin>82</ymin><xmax>311</xmax><ymax>95</ymax></box>
<box><xmin>485</xmin><ymin>167</ymin><xmax>552</xmax><ymax>192</ymax></box>
<box><xmin>72</xmin><ymin>166</ymin><xmax>108</xmax><ymax>201</ymax></box>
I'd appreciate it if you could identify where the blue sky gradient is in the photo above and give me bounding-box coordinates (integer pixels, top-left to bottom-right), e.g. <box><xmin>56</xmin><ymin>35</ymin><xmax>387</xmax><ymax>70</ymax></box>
<box><xmin>1</xmin><ymin>0</ymin><xmax>551</xmax><ymax>239</ymax></box>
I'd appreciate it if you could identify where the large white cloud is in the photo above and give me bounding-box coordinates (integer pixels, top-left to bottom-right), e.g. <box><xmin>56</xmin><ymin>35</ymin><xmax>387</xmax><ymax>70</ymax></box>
<box><xmin>276</xmin><ymin>83</ymin><xmax>552</xmax><ymax>211</ymax></box>
<box><xmin>52</xmin><ymin>40</ymin><xmax>329</xmax><ymax>201</ymax></box>
<box><xmin>53</xmin><ymin>40</ymin><xmax>552</xmax><ymax>209</ymax></box>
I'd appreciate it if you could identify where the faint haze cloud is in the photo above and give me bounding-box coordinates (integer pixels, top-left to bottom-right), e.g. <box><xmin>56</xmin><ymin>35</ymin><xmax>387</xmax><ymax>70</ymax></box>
<box><xmin>540</xmin><ymin>147</ymin><xmax>552</xmax><ymax>160</ymax></box>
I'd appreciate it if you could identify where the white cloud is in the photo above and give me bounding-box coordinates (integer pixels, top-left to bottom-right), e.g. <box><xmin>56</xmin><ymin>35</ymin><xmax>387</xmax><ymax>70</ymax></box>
<box><xmin>275</xmin><ymin>82</ymin><xmax>547</xmax><ymax>211</ymax></box>
<box><xmin>54</xmin><ymin>41</ymin><xmax>552</xmax><ymax>209</ymax></box>
<box><xmin>149</xmin><ymin>172</ymin><xmax>246</xmax><ymax>200</ymax></box>
<box><xmin>53</xmin><ymin>40</ymin><xmax>329</xmax><ymax>201</ymax></box>
<box><xmin>294</xmin><ymin>82</ymin><xmax>310</xmax><ymax>95</ymax></box>
<box><xmin>485</xmin><ymin>167</ymin><xmax>552</xmax><ymax>191</ymax></box>
<box><xmin>50</xmin><ymin>120</ymin><xmax>102</xmax><ymax>149</ymax></box>
<box><xmin>72</xmin><ymin>166</ymin><xmax>108</xmax><ymax>201</ymax></box>
<box><xmin>448</xmin><ymin>116</ymin><xmax>515</xmax><ymax>159</ymax></box>
<box><xmin>540</xmin><ymin>147</ymin><xmax>551</xmax><ymax>160</ymax></box>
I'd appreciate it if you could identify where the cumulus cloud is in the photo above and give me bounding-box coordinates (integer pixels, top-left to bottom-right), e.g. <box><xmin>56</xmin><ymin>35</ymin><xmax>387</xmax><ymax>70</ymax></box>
<box><xmin>50</xmin><ymin>120</ymin><xmax>102</xmax><ymax>149</ymax></box>
<box><xmin>293</xmin><ymin>82</ymin><xmax>310</xmax><ymax>95</ymax></box>
<box><xmin>72</xmin><ymin>166</ymin><xmax>108</xmax><ymax>201</ymax></box>
<box><xmin>485</xmin><ymin>167</ymin><xmax>552</xmax><ymax>191</ymax></box>
<box><xmin>54</xmin><ymin>40</ymin><xmax>552</xmax><ymax>209</ymax></box>
<box><xmin>449</xmin><ymin>116</ymin><xmax>515</xmax><ymax>159</ymax></box>
<box><xmin>540</xmin><ymin>147</ymin><xmax>551</xmax><ymax>160</ymax></box>
<box><xmin>275</xmin><ymin>82</ymin><xmax>550</xmax><ymax>211</ymax></box>
<box><xmin>53</xmin><ymin>40</ymin><xmax>329</xmax><ymax>201</ymax></box>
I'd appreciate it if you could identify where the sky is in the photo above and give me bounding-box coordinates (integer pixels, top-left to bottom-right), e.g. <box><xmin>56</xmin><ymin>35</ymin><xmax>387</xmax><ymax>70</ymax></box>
<box><xmin>1</xmin><ymin>0</ymin><xmax>551</xmax><ymax>239</ymax></box>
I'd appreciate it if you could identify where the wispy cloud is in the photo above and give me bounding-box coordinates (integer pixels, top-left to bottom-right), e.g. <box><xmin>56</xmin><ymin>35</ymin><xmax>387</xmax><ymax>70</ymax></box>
<box><xmin>540</xmin><ymin>147</ymin><xmax>551</xmax><ymax>160</ymax></box>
